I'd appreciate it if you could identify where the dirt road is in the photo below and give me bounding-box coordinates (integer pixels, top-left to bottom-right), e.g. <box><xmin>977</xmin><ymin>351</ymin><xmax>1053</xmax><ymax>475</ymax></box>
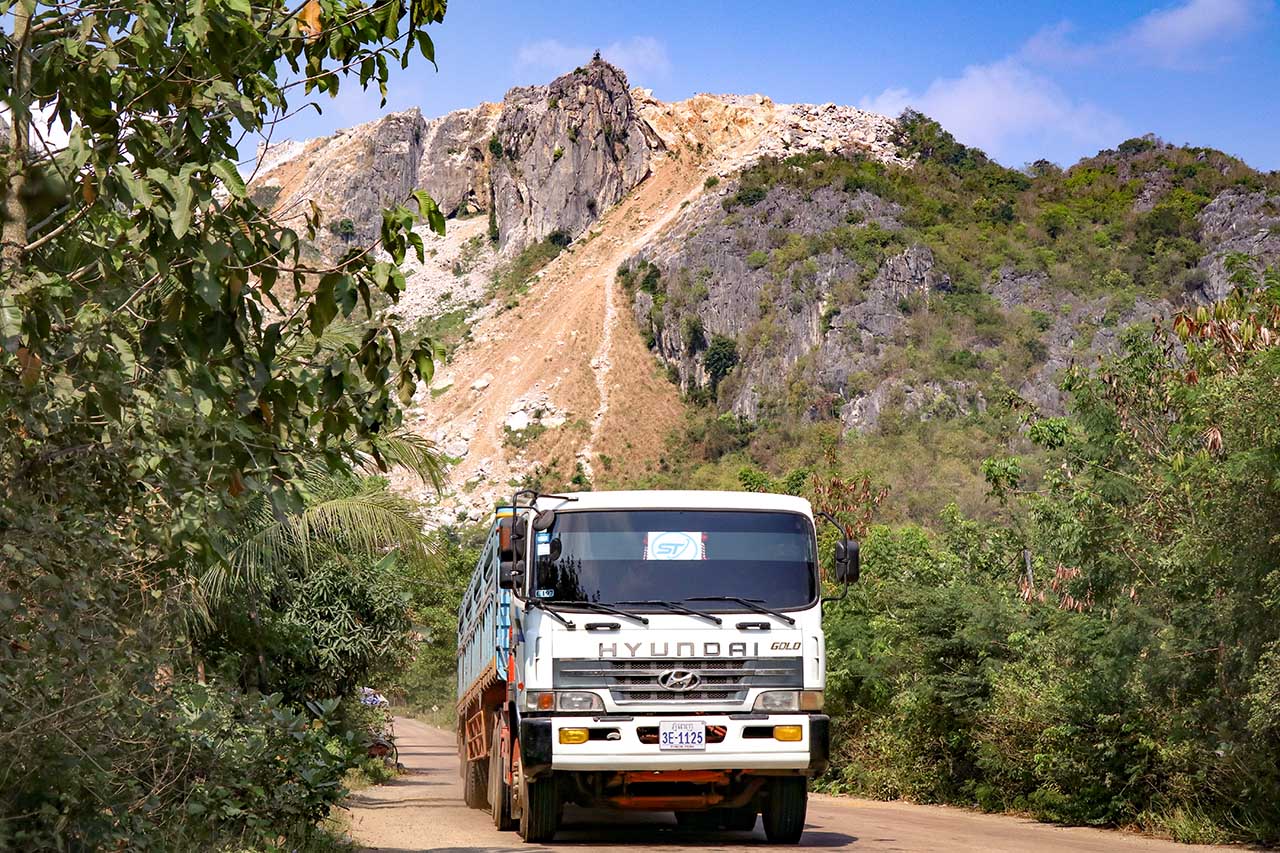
<box><xmin>348</xmin><ymin>717</ymin><xmax>1228</xmax><ymax>853</ymax></box>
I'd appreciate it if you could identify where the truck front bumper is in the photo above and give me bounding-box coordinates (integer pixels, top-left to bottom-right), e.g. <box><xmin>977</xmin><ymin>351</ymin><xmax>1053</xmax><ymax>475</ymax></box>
<box><xmin>521</xmin><ymin>714</ymin><xmax>829</xmax><ymax>774</ymax></box>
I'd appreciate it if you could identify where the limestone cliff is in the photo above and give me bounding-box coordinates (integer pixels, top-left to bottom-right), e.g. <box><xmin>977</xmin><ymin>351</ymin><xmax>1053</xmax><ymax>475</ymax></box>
<box><xmin>490</xmin><ymin>59</ymin><xmax>659</xmax><ymax>250</ymax></box>
<box><xmin>625</xmin><ymin>140</ymin><xmax>1280</xmax><ymax>430</ymax></box>
<box><xmin>252</xmin><ymin>58</ymin><xmax>659</xmax><ymax>257</ymax></box>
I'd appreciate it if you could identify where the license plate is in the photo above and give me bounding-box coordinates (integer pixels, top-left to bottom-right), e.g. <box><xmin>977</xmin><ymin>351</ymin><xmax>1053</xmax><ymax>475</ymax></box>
<box><xmin>658</xmin><ymin>721</ymin><xmax>706</xmax><ymax>751</ymax></box>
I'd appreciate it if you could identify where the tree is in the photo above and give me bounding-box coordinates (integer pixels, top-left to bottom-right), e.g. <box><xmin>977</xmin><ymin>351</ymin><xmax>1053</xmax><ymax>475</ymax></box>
<box><xmin>195</xmin><ymin>429</ymin><xmax>443</xmax><ymax>696</ymax></box>
<box><xmin>704</xmin><ymin>334</ymin><xmax>739</xmax><ymax>387</ymax></box>
<box><xmin>0</xmin><ymin>0</ymin><xmax>449</xmax><ymax>846</ymax></box>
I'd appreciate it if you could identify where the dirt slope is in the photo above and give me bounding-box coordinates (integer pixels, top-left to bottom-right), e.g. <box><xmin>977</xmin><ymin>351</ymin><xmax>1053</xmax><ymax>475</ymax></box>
<box><xmin>401</xmin><ymin>96</ymin><xmax>778</xmax><ymax>524</ymax></box>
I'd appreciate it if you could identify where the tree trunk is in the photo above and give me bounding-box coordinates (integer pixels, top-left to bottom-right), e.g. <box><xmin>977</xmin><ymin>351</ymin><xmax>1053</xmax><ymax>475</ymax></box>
<box><xmin>1</xmin><ymin>0</ymin><xmax>34</xmax><ymax>279</ymax></box>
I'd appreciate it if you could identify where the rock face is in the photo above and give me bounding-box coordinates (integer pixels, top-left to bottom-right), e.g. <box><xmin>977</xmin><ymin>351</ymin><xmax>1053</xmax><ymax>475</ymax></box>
<box><xmin>1196</xmin><ymin>189</ymin><xmax>1280</xmax><ymax>302</ymax></box>
<box><xmin>627</xmin><ymin>148</ymin><xmax>1280</xmax><ymax>432</ymax></box>
<box><xmin>252</xmin><ymin>58</ymin><xmax>660</xmax><ymax>257</ymax></box>
<box><xmin>490</xmin><ymin>59</ymin><xmax>659</xmax><ymax>250</ymax></box>
<box><xmin>631</xmin><ymin>178</ymin><xmax>933</xmax><ymax>424</ymax></box>
<box><xmin>253</xmin><ymin>109</ymin><xmax>429</xmax><ymax>252</ymax></box>
<box><xmin>416</xmin><ymin>103</ymin><xmax>501</xmax><ymax>217</ymax></box>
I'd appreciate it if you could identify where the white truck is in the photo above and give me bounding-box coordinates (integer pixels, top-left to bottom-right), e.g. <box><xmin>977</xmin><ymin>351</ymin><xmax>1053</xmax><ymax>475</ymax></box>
<box><xmin>455</xmin><ymin>489</ymin><xmax>859</xmax><ymax>843</ymax></box>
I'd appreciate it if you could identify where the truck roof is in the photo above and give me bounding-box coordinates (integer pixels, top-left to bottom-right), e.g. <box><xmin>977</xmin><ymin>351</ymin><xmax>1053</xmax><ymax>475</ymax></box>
<box><xmin>524</xmin><ymin>489</ymin><xmax>814</xmax><ymax>518</ymax></box>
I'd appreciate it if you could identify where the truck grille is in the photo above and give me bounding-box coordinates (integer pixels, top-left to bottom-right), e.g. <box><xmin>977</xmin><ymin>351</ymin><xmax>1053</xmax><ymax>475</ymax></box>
<box><xmin>554</xmin><ymin>657</ymin><xmax>803</xmax><ymax>705</ymax></box>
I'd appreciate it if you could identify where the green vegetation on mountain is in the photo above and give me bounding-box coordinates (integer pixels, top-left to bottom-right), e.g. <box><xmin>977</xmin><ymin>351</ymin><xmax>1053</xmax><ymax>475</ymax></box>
<box><xmin>622</xmin><ymin>112</ymin><xmax>1280</xmax><ymax>526</ymax></box>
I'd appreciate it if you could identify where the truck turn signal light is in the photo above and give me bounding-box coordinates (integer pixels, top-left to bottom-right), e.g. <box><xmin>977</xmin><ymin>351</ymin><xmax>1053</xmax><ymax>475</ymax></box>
<box><xmin>773</xmin><ymin>725</ymin><xmax>804</xmax><ymax>742</ymax></box>
<box><xmin>559</xmin><ymin>728</ymin><xmax>589</xmax><ymax>744</ymax></box>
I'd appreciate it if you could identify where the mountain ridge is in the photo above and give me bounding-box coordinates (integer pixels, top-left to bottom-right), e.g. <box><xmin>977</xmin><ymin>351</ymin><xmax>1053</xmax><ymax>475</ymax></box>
<box><xmin>246</xmin><ymin>60</ymin><xmax>1280</xmax><ymax>525</ymax></box>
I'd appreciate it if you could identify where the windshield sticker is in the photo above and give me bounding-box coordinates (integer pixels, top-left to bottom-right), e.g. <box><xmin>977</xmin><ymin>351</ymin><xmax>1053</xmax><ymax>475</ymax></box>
<box><xmin>535</xmin><ymin>530</ymin><xmax>552</xmax><ymax>556</ymax></box>
<box><xmin>644</xmin><ymin>531</ymin><xmax>706</xmax><ymax>560</ymax></box>
<box><xmin>535</xmin><ymin>588</ymin><xmax>555</xmax><ymax>598</ymax></box>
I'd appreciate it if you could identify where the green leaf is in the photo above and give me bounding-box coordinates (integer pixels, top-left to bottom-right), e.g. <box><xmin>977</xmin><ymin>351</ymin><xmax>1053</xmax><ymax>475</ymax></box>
<box><xmin>0</xmin><ymin>293</ymin><xmax>22</xmax><ymax>351</ymax></box>
<box><xmin>413</xmin><ymin>347</ymin><xmax>434</xmax><ymax>385</ymax></box>
<box><xmin>310</xmin><ymin>275</ymin><xmax>339</xmax><ymax>335</ymax></box>
<box><xmin>211</xmin><ymin>159</ymin><xmax>247</xmax><ymax>198</ymax></box>
<box><xmin>171</xmin><ymin>179</ymin><xmax>195</xmax><ymax>238</ymax></box>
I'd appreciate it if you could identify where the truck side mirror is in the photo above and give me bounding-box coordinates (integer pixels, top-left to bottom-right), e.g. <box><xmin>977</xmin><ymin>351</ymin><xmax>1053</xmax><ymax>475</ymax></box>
<box><xmin>497</xmin><ymin>517</ymin><xmax>514</xmax><ymax>560</ymax></box>
<box><xmin>833</xmin><ymin>540</ymin><xmax>860</xmax><ymax>584</ymax></box>
<box><xmin>498</xmin><ymin>559</ymin><xmax>523</xmax><ymax>592</ymax></box>
<box><xmin>496</xmin><ymin>517</ymin><xmax>525</xmax><ymax>593</ymax></box>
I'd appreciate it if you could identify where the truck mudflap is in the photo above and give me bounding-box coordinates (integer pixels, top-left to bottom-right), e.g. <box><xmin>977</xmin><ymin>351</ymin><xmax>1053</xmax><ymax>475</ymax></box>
<box><xmin>519</xmin><ymin>718</ymin><xmax>554</xmax><ymax>778</ymax></box>
<box><xmin>808</xmin><ymin>714</ymin><xmax>830</xmax><ymax>775</ymax></box>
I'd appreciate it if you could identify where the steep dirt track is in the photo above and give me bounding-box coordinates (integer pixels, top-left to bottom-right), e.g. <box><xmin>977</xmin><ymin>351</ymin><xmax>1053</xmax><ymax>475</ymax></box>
<box><xmin>406</xmin><ymin>149</ymin><xmax>693</xmax><ymax>501</ymax></box>
<box><xmin>403</xmin><ymin>96</ymin><xmax>781</xmax><ymax>510</ymax></box>
<box><xmin>349</xmin><ymin>718</ymin><xmax>1233</xmax><ymax>853</ymax></box>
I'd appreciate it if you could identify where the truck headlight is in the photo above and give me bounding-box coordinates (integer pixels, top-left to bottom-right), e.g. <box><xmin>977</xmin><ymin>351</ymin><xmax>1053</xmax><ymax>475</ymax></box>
<box><xmin>753</xmin><ymin>690</ymin><xmax>824</xmax><ymax>712</ymax></box>
<box><xmin>556</xmin><ymin>691</ymin><xmax>604</xmax><ymax>712</ymax></box>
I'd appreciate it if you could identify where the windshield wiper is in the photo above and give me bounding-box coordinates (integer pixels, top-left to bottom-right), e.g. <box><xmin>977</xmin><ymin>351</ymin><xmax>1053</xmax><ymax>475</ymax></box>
<box><xmin>615</xmin><ymin>600</ymin><xmax>722</xmax><ymax>625</ymax></box>
<box><xmin>685</xmin><ymin>596</ymin><xmax>797</xmax><ymax>626</ymax></box>
<box><xmin>557</xmin><ymin>601</ymin><xmax>649</xmax><ymax>625</ymax></box>
<box><xmin>527</xmin><ymin>599</ymin><xmax>576</xmax><ymax>630</ymax></box>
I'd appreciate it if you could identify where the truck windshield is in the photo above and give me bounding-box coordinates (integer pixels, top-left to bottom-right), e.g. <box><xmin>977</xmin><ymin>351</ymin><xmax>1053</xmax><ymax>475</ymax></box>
<box><xmin>531</xmin><ymin>510</ymin><xmax>817</xmax><ymax>610</ymax></box>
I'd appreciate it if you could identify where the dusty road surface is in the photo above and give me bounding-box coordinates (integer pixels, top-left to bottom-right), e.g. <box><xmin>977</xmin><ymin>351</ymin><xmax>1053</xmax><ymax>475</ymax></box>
<box><xmin>348</xmin><ymin>718</ymin><xmax>1230</xmax><ymax>853</ymax></box>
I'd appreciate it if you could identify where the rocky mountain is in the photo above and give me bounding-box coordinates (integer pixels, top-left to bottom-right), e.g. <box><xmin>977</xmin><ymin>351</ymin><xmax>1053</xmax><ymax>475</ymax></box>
<box><xmin>252</xmin><ymin>58</ymin><xmax>659</xmax><ymax>256</ymax></box>
<box><xmin>246</xmin><ymin>64</ymin><xmax>1280</xmax><ymax>523</ymax></box>
<box><xmin>624</xmin><ymin>131</ymin><xmax>1280</xmax><ymax>429</ymax></box>
<box><xmin>490</xmin><ymin>60</ymin><xmax>661</xmax><ymax>250</ymax></box>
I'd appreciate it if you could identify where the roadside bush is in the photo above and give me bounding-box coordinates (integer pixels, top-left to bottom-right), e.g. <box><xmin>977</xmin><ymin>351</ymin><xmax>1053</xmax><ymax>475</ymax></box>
<box><xmin>817</xmin><ymin>267</ymin><xmax>1280</xmax><ymax>843</ymax></box>
<box><xmin>175</xmin><ymin>689</ymin><xmax>359</xmax><ymax>846</ymax></box>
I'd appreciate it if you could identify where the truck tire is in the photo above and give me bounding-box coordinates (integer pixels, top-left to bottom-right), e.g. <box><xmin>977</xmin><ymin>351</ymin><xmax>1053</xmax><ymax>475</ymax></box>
<box><xmin>722</xmin><ymin>804</ymin><xmax>758</xmax><ymax>831</ymax></box>
<box><xmin>518</xmin><ymin>775</ymin><xmax>559</xmax><ymax>843</ymax></box>
<box><xmin>489</xmin><ymin>723</ymin><xmax>514</xmax><ymax>830</ymax></box>
<box><xmin>463</xmin><ymin>757</ymin><xmax>489</xmax><ymax>810</ymax></box>
<box><xmin>762</xmin><ymin>777</ymin><xmax>807</xmax><ymax>844</ymax></box>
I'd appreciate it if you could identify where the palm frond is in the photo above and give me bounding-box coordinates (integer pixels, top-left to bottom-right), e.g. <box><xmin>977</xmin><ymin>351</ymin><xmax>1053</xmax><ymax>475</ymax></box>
<box><xmin>362</xmin><ymin>430</ymin><xmax>447</xmax><ymax>491</ymax></box>
<box><xmin>288</xmin><ymin>486</ymin><xmax>436</xmax><ymax>565</ymax></box>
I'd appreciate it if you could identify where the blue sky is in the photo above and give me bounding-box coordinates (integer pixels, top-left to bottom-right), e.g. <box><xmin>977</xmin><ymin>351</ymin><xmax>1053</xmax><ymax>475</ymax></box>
<box><xmin>276</xmin><ymin>0</ymin><xmax>1280</xmax><ymax>170</ymax></box>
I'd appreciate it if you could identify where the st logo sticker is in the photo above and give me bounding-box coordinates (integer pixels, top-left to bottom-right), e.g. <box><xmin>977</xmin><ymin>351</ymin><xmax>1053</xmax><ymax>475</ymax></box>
<box><xmin>644</xmin><ymin>531</ymin><xmax>706</xmax><ymax>560</ymax></box>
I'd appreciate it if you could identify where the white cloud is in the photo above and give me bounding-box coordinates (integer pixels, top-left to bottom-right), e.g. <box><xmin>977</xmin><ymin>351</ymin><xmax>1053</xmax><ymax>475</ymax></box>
<box><xmin>515</xmin><ymin>36</ymin><xmax>671</xmax><ymax>82</ymax></box>
<box><xmin>860</xmin><ymin>59</ymin><xmax>1126</xmax><ymax>165</ymax></box>
<box><xmin>1124</xmin><ymin>0</ymin><xmax>1260</xmax><ymax>63</ymax></box>
<box><xmin>860</xmin><ymin>0</ymin><xmax>1267</xmax><ymax>165</ymax></box>
<box><xmin>1024</xmin><ymin>0</ymin><xmax>1265</xmax><ymax>68</ymax></box>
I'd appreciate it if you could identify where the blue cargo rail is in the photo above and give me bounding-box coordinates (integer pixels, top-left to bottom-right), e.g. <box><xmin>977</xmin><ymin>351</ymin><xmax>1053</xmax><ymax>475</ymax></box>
<box><xmin>456</xmin><ymin>509</ymin><xmax>513</xmax><ymax>715</ymax></box>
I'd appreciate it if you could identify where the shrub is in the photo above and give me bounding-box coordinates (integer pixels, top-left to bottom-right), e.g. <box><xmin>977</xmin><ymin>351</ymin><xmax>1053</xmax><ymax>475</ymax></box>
<box><xmin>488</xmin><ymin>134</ymin><xmax>503</xmax><ymax>158</ymax></box>
<box><xmin>704</xmin><ymin>175</ymin><xmax>720</xmax><ymax>189</ymax></box>
<box><xmin>681</xmin><ymin>314</ymin><xmax>706</xmax><ymax>354</ymax></box>
<box><xmin>699</xmin><ymin>333</ymin><xmax>730</xmax><ymax>382</ymax></box>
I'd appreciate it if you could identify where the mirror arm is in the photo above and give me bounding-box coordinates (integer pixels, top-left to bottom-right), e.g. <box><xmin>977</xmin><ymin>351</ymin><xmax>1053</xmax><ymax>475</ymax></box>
<box><xmin>817</xmin><ymin>510</ymin><xmax>853</xmax><ymax>603</ymax></box>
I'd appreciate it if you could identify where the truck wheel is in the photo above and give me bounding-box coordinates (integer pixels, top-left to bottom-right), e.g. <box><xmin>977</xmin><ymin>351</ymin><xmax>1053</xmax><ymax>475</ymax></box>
<box><xmin>463</xmin><ymin>757</ymin><xmax>489</xmax><ymax>810</ymax></box>
<box><xmin>489</xmin><ymin>724</ymin><xmax>514</xmax><ymax>830</ymax></box>
<box><xmin>762</xmin><ymin>777</ymin><xmax>807</xmax><ymax>844</ymax></box>
<box><xmin>722</xmin><ymin>804</ymin><xmax>758</xmax><ymax>831</ymax></box>
<box><xmin>518</xmin><ymin>775</ymin><xmax>559</xmax><ymax>843</ymax></box>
